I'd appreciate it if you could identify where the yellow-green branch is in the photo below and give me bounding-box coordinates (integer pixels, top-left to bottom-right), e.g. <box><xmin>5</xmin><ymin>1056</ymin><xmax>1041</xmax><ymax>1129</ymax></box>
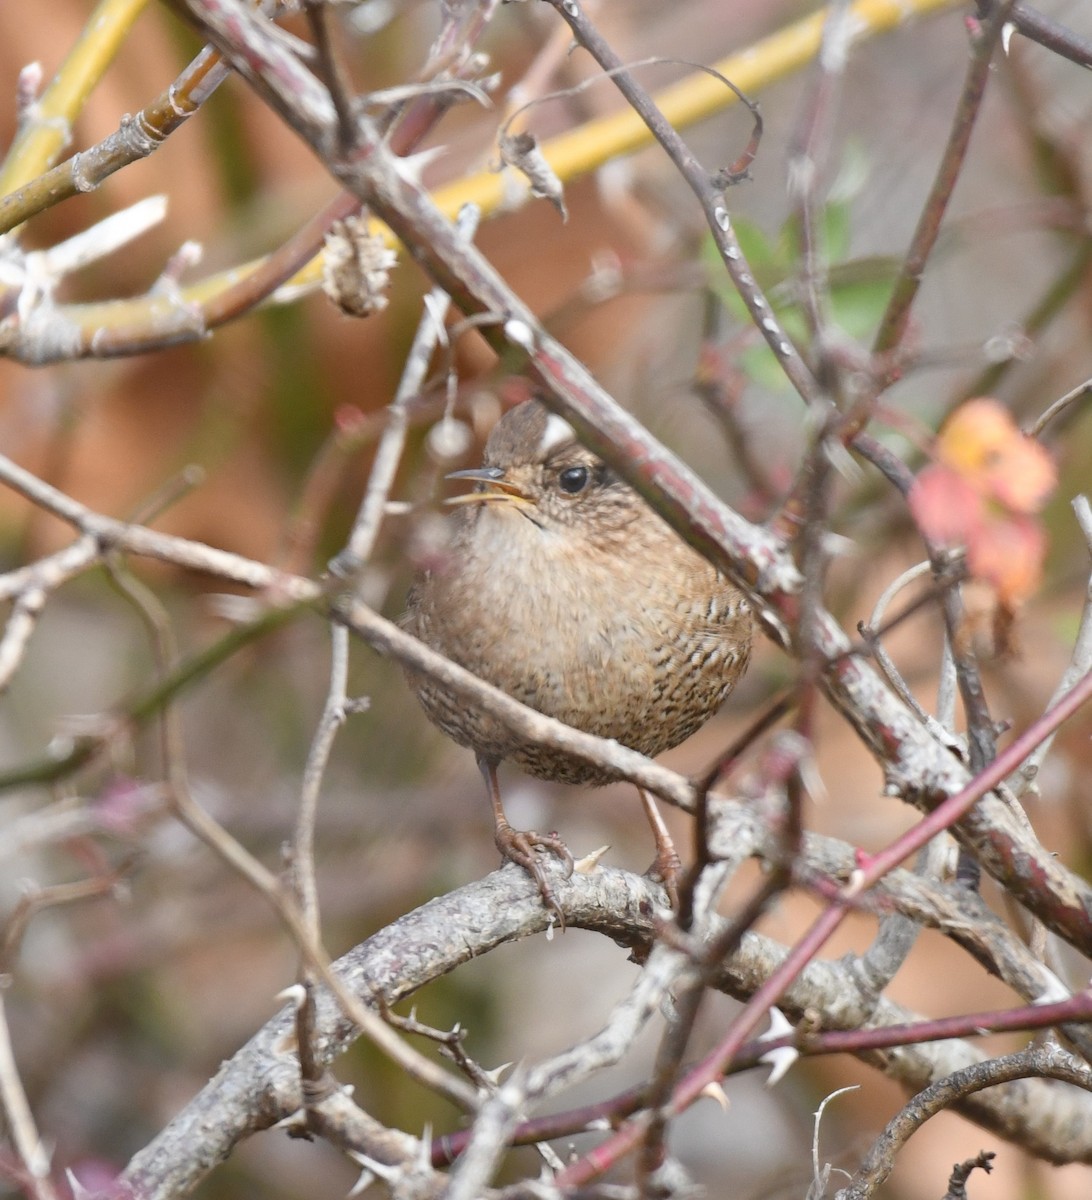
<box><xmin>9</xmin><ymin>0</ymin><xmax>960</xmax><ymax>352</ymax></box>
<box><xmin>0</xmin><ymin>0</ymin><xmax>151</xmax><ymax>197</ymax></box>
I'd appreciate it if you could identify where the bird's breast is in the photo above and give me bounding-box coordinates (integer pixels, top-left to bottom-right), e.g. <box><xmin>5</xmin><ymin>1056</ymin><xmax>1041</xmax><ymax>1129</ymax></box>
<box><xmin>409</xmin><ymin>508</ymin><xmax>750</xmax><ymax>757</ymax></box>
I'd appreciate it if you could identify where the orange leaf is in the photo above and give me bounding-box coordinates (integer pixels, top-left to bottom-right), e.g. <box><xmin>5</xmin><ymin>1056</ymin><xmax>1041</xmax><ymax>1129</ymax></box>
<box><xmin>966</xmin><ymin>513</ymin><xmax>1046</xmax><ymax>604</ymax></box>
<box><xmin>908</xmin><ymin>465</ymin><xmax>984</xmax><ymax>545</ymax></box>
<box><xmin>936</xmin><ymin>397</ymin><xmax>1055</xmax><ymax>513</ymax></box>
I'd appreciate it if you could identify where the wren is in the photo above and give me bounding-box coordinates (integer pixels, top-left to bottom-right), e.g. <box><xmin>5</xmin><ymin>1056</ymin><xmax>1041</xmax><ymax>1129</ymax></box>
<box><xmin>401</xmin><ymin>399</ymin><xmax>752</xmax><ymax>918</ymax></box>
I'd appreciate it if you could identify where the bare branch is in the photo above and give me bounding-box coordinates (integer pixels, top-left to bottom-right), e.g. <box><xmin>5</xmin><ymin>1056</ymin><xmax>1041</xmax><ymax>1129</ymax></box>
<box><xmin>837</xmin><ymin>1045</ymin><xmax>1092</xmax><ymax>1199</ymax></box>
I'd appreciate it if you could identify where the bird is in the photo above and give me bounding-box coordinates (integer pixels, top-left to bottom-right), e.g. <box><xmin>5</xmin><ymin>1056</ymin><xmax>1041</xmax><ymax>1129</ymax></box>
<box><xmin>400</xmin><ymin>397</ymin><xmax>753</xmax><ymax>919</ymax></box>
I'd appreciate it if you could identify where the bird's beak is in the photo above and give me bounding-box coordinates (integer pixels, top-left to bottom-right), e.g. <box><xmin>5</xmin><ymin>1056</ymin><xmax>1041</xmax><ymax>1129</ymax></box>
<box><xmin>445</xmin><ymin>466</ymin><xmax>534</xmax><ymax>509</ymax></box>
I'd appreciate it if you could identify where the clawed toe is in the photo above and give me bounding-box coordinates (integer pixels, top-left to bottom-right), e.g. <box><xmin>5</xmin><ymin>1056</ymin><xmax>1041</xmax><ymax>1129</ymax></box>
<box><xmin>495</xmin><ymin>821</ymin><xmax>573</xmax><ymax>926</ymax></box>
<box><xmin>638</xmin><ymin>787</ymin><xmax>681</xmax><ymax>909</ymax></box>
<box><xmin>645</xmin><ymin>844</ymin><xmax>682</xmax><ymax>909</ymax></box>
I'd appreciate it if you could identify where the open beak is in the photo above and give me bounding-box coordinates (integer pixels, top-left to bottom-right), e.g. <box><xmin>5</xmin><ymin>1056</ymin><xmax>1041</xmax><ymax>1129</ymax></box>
<box><xmin>445</xmin><ymin>466</ymin><xmax>534</xmax><ymax>509</ymax></box>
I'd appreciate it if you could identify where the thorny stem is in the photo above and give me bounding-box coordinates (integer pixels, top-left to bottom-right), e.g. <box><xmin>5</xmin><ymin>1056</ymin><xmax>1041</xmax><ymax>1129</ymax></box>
<box><xmin>559</xmin><ymin>663</ymin><xmax>1092</xmax><ymax>1186</ymax></box>
<box><xmin>432</xmin><ymin>990</ymin><xmax>1092</xmax><ymax>1166</ymax></box>
<box><xmin>850</xmin><ymin>429</ymin><xmax>992</xmax><ymax>883</ymax></box>
<box><xmin>637</xmin><ymin>815</ymin><xmax>796</xmax><ymax>1189</ymax></box>
<box><xmin>976</xmin><ymin>0</ymin><xmax>1092</xmax><ymax>70</ymax></box>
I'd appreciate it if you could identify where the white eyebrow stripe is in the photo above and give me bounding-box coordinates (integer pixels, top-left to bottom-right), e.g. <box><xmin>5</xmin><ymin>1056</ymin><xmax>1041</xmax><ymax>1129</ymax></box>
<box><xmin>539</xmin><ymin>412</ymin><xmax>577</xmax><ymax>455</ymax></box>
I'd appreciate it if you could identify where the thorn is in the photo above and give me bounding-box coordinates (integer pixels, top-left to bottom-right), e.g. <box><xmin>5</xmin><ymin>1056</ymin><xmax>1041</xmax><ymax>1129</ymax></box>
<box><xmin>761</xmin><ymin>1007</ymin><xmax>794</xmax><ymax>1040</ymax></box>
<box><xmin>760</xmin><ymin>1043</ymin><xmax>799</xmax><ymax>1087</ymax></box>
<box><xmin>347</xmin><ymin>1150</ymin><xmax>398</xmax><ymax>1183</ymax></box>
<box><xmin>346</xmin><ymin>1166</ymin><xmax>375</xmax><ymax>1197</ymax></box>
<box><xmin>271</xmin><ymin>1108</ymin><xmax>307</xmax><ymax>1131</ymax></box>
<box><xmin>417</xmin><ymin>1125</ymin><xmax>432</xmax><ymax>1169</ymax></box>
<box><xmin>275</xmin><ymin>983</ymin><xmax>308</xmax><ymax>1010</ymax></box>
<box><xmin>758</xmin><ymin>1008</ymin><xmax>799</xmax><ymax>1087</ymax></box>
<box><xmin>503</xmin><ymin>317</ymin><xmax>536</xmax><ymax>351</ymax></box>
<box><xmin>64</xmin><ymin>1170</ymin><xmax>99</xmax><ymax>1200</ymax></box>
<box><xmin>699</xmin><ymin>1080</ymin><xmax>730</xmax><ymax>1110</ymax></box>
<box><xmin>391</xmin><ymin>145</ymin><xmax>446</xmax><ymax>187</ymax></box>
<box><xmin>1032</xmin><ymin>979</ymin><xmax>1071</xmax><ymax>1005</ymax></box>
<box><xmin>842</xmin><ymin>868</ymin><xmax>866</xmax><ymax>898</ymax></box>
<box><xmin>481</xmin><ymin>1061</ymin><xmax>513</xmax><ymax>1086</ymax></box>
<box><xmin>574</xmin><ymin>845</ymin><xmax>611</xmax><ymax>873</ymax></box>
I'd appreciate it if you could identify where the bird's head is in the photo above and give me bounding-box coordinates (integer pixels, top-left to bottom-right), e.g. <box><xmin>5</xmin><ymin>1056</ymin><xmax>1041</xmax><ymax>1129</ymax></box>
<box><xmin>446</xmin><ymin>399</ymin><xmax>638</xmax><ymax>539</ymax></box>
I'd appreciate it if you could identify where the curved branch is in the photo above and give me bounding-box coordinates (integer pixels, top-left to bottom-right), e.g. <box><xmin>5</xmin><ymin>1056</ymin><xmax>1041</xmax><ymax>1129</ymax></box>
<box><xmin>121</xmin><ymin>862</ymin><xmax>1092</xmax><ymax>1200</ymax></box>
<box><xmin>837</xmin><ymin>1045</ymin><xmax>1092</xmax><ymax>1198</ymax></box>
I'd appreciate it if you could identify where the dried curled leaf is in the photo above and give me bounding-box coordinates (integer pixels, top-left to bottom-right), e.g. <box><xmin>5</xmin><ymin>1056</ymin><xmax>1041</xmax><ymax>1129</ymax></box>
<box><xmin>498</xmin><ymin>131</ymin><xmax>568</xmax><ymax>220</ymax></box>
<box><xmin>322</xmin><ymin>214</ymin><xmax>399</xmax><ymax>318</ymax></box>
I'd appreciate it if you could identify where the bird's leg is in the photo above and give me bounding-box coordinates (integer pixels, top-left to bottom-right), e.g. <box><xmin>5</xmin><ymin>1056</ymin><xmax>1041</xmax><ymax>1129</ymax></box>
<box><xmin>638</xmin><ymin>788</ymin><xmax>681</xmax><ymax>909</ymax></box>
<box><xmin>478</xmin><ymin>756</ymin><xmax>574</xmax><ymax>924</ymax></box>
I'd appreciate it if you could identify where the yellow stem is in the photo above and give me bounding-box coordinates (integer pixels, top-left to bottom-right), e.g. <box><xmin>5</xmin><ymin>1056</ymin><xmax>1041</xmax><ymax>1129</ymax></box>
<box><xmin>25</xmin><ymin>0</ymin><xmax>961</xmax><ymax>342</ymax></box>
<box><xmin>0</xmin><ymin>0</ymin><xmax>150</xmax><ymax>197</ymax></box>
<box><xmin>428</xmin><ymin>0</ymin><xmax>959</xmax><ymax>224</ymax></box>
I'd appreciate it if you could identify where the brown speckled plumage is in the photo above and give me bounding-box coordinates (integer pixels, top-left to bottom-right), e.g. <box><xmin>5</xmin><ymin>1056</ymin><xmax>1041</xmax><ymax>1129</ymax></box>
<box><xmin>401</xmin><ymin>400</ymin><xmax>753</xmax><ymax>785</ymax></box>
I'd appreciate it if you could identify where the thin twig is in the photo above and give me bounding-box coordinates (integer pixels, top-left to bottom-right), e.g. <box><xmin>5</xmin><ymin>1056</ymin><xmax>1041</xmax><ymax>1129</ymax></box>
<box><xmin>786</xmin><ymin>0</ymin><xmax>853</xmax><ymax>369</ymax></box>
<box><xmin>1011</xmin><ymin>495</ymin><xmax>1092</xmax><ymax>793</ymax></box>
<box><xmin>293</xmin><ymin>623</ymin><xmax>352</xmax><ymax>1088</ymax></box>
<box><xmin>1026</xmin><ymin>377</ymin><xmax>1092</xmax><ymax>440</ymax></box>
<box><xmin>0</xmin><ymin>587</ymin><xmax>47</xmax><ymax>693</ymax></box>
<box><xmin>872</xmin><ymin>0</ymin><xmax>1017</xmax><ymax>359</ymax></box>
<box><xmin>540</xmin><ymin>0</ymin><xmax>822</xmax><ymax>408</ymax></box>
<box><xmin>0</xmin><ymin>991</ymin><xmax>60</xmax><ymax>1200</ymax></box>
<box><xmin>836</xmin><ymin>1044</ymin><xmax>1092</xmax><ymax>1199</ymax></box>
<box><xmin>335</xmin><ymin>204</ymin><xmax>481</xmax><ymax>574</ymax></box>
<box><xmin>0</xmin><ymin>46</ymin><xmax>227</xmax><ymax>235</ymax></box>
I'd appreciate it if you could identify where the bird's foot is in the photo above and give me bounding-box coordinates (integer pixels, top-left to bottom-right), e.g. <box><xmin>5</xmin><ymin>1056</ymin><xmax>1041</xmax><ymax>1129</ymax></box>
<box><xmin>644</xmin><ymin>842</ymin><xmax>682</xmax><ymax>910</ymax></box>
<box><xmin>637</xmin><ymin>788</ymin><xmax>681</xmax><ymax>910</ymax></box>
<box><xmin>494</xmin><ymin>820</ymin><xmax>574</xmax><ymax>928</ymax></box>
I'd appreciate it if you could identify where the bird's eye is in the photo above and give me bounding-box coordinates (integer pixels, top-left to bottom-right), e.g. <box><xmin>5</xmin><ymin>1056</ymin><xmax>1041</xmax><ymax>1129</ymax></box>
<box><xmin>558</xmin><ymin>465</ymin><xmax>590</xmax><ymax>495</ymax></box>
